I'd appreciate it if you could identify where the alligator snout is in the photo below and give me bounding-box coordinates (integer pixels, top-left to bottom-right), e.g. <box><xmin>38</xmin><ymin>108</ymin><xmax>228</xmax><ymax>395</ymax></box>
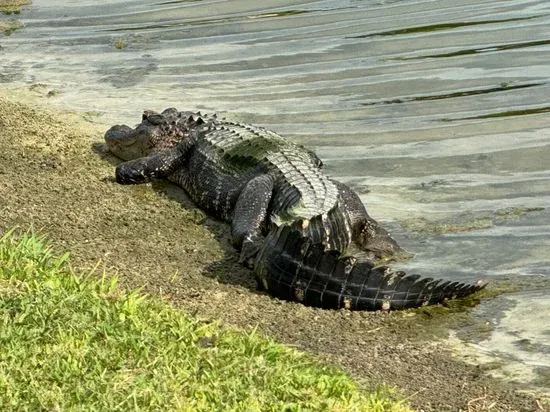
<box><xmin>104</xmin><ymin>124</ymin><xmax>134</xmax><ymax>144</ymax></box>
<box><xmin>104</xmin><ymin>124</ymin><xmax>150</xmax><ymax>160</ymax></box>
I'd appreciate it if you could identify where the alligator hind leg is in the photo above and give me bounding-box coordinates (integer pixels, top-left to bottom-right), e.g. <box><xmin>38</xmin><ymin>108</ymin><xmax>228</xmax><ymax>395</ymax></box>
<box><xmin>115</xmin><ymin>142</ymin><xmax>192</xmax><ymax>184</ymax></box>
<box><xmin>333</xmin><ymin>179</ymin><xmax>408</xmax><ymax>261</ymax></box>
<box><xmin>231</xmin><ymin>174</ymin><xmax>274</xmax><ymax>267</ymax></box>
<box><xmin>306</xmin><ymin>148</ymin><xmax>323</xmax><ymax>169</ymax></box>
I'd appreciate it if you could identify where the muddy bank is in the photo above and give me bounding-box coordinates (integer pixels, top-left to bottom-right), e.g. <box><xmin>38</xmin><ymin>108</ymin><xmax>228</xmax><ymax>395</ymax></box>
<box><xmin>0</xmin><ymin>88</ymin><xmax>546</xmax><ymax>411</ymax></box>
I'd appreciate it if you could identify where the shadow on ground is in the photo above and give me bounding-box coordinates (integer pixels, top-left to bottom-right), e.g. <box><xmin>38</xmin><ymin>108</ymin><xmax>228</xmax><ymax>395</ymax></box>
<box><xmin>91</xmin><ymin>141</ymin><xmax>260</xmax><ymax>293</ymax></box>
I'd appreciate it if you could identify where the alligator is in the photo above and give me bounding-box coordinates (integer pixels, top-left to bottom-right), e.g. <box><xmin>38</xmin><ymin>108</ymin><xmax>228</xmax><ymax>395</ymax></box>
<box><xmin>105</xmin><ymin>108</ymin><xmax>485</xmax><ymax>310</ymax></box>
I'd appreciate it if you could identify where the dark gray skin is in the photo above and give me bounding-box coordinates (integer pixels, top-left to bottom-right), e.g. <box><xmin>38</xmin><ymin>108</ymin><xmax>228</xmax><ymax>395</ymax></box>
<box><xmin>105</xmin><ymin>108</ymin><xmax>485</xmax><ymax>310</ymax></box>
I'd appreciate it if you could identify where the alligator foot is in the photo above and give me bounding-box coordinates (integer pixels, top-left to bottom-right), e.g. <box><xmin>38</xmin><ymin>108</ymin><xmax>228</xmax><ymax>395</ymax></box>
<box><xmin>356</xmin><ymin>219</ymin><xmax>412</xmax><ymax>262</ymax></box>
<box><xmin>239</xmin><ymin>234</ymin><xmax>264</xmax><ymax>269</ymax></box>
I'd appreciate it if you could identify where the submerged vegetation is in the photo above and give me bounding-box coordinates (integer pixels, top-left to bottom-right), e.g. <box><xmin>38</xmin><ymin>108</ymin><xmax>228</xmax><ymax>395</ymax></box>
<box><xmin>401</xmin><ymin>207</ymin><xmax>545</xmax><ymax>235</ymax></box>
<box><xmin>0</xmin><ymin>18</ymin><xmax>22</xmax><ymax>35</ymax></box>
<box><xmin>0</xmin><ymin>229</ymin><xmax>410</xmax><ymax>411</ymax></box>
<box><xmin>0</xmin><ymin>0</ymin><xmax>30</xmax><ymax>15</ymax></box>
<box><xmin>0</xmin><ymin>0</ymin><xmax>29</xmax><ymax>35</ymax></box>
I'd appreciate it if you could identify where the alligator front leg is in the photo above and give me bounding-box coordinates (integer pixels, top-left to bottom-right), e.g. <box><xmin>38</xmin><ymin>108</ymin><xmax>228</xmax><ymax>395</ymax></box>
<box><xmin>115</xmin><ymin>143</ymin><xmax>191</xmax><ymax>185</ymax></box>
<box><xmin>231</xmin><ymin>174</ymin><xmax>275</xmax><ymax>267</ymax></box>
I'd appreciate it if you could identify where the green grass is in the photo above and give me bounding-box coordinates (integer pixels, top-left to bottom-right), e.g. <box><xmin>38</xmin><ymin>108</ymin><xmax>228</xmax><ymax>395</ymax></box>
<box><xmin>0</xmin><ymin>229</ymin><xmax>411</xmax><ymax>411</ymax></box>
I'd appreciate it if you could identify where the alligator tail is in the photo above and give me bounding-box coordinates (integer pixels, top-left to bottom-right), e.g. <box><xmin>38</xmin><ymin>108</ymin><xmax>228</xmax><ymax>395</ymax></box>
<box><xmin>253</xmin><ymin>225</ymin><xmax>486</xmax><ymax>311</ymax></box>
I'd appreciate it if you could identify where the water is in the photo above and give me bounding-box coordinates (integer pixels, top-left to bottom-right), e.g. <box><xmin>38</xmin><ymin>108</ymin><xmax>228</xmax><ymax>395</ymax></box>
<box><xmin>2</xmin><ymin>0</ymin><xmax>549</xmax><ymax>392</ymax></box>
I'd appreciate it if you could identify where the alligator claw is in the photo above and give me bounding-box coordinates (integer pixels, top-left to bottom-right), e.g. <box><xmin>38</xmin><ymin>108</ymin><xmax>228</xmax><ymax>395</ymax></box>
<box><xmin>115</xmin><ymin>162</ymin><xmax>150</xmax><ymax>185</ymax></box>
<box><xmin>239</xmin><ymin>241</ymin><xmax>261</xmax><ymax>269</ymax></box>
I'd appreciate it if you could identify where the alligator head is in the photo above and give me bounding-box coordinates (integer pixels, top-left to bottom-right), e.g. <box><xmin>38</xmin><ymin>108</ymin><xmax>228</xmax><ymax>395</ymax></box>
<box><xmin>104</xmin><ymin>107</ymin><xmax>204</xmax><ymax>160</ymax></box>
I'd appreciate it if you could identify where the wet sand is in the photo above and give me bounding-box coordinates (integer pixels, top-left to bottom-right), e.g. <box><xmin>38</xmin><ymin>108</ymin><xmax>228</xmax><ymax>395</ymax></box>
<box><xmin>0</xmin><ymin>87</ymin><xmax>547</xmax><ymax>411</ymax></box>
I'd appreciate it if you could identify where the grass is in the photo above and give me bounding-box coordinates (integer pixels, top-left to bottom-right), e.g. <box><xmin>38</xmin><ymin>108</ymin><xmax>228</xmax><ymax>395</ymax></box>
<box><xmin>0</xmin><ymin>229</ymin><xmax>411</xmax><ymax>411</ymax></box>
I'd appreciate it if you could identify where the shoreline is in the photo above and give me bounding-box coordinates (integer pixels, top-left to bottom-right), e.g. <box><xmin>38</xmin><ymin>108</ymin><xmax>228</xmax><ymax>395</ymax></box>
<box><xmin>0</xmin><ymin>86</ymin><xmax>546</xmax><ymax>411</ymax></box>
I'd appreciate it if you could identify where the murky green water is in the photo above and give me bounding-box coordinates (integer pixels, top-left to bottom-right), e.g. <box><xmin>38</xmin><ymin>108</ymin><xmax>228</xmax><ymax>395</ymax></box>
<box><xmin>1</xmin><ymin>0</ymin><xmax>549</xmax><ymax>393</ymax></box>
